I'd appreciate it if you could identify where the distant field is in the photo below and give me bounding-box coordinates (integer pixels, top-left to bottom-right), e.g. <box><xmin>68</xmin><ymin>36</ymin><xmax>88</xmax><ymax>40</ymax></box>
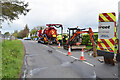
<box><xmin>2</xmin><ymin>40</ymin><xmax>24</xmax><ymax>78</ymax></box>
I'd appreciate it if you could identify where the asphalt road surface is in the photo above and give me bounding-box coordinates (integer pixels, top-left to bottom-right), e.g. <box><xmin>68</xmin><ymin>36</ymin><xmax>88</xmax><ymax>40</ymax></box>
<box><xmin>21</xmin><ymin>40</ymin><xmax>118</xmax><ymax>79</ymax></box>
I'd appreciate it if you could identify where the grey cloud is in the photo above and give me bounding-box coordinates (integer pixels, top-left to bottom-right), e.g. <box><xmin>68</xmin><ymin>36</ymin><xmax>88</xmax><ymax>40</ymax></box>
<box><xmin>1</xmin><ymin>0</ymin><xmax>119</xmax><ymax>34</ymax></box>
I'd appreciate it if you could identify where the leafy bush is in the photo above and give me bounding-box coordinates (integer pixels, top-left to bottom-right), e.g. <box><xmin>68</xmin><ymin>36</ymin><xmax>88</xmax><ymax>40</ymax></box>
<box><xmin>31</xmin><ymin>36</ymin><xmax>38</xmax><ymax>40</ymax></box>
<box><xmin>81</xmin><ymin>34</ymin><xmax>98</xmax><ymax>45</ymax></box>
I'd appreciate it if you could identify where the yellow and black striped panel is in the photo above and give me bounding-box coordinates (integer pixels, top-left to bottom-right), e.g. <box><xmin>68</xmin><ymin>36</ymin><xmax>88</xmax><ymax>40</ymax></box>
<box><xmin>97</xmin><ymin>12</ymin><xmax>116</xmax><ymax>52</ymax></box>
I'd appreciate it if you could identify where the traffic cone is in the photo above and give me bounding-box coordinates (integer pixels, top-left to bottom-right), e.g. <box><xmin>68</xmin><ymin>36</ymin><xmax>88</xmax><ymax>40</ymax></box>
<box><xmin>68</xmin><ymin>45</ymin><xmax>71</xmax><ymax>55</ymax></box>
<box><xmin>58</xmin><ymin>42</ymin><xmax>61</xmax><ymax>48</ymax></box>
<box><xmin>80</xmin><ymin>48</ymin><xmax>86</xmax><ymax>61</ymax></box>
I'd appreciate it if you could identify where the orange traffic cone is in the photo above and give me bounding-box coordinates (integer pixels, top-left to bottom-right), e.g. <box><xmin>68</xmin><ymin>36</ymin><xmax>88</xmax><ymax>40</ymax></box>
<box><xmin>58</xmin><ymin>42</ymin><xmax>61</xmax><ymax>48</ymax></box>
<box><xmin>68</xmin><ymin>45</ymin><xmax>71</xmax><ymax>55</ymax></box>
<box><xmin>80</xmin><ymin>48</ymin><xmax>86</xmax><ymax>61</ymax></box>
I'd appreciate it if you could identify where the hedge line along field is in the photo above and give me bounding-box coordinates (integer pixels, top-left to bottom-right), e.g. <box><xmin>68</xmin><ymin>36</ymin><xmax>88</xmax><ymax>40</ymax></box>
<box><xmin>2</xmin><ymin>40</ymin><xmax>24</xmax><ymax>78</ymax></box>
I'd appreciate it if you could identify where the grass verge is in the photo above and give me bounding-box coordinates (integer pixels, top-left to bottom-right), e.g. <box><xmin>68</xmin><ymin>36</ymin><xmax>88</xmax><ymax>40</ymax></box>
<box><xmin>2</xmin><ymin>40</ymin><xmax>24</xmax><ymax>78</ymax></box>
<box><xmin>85</xmin><ymin>46</ymin><xmax>93</xmax><ymax>50</ymax></box>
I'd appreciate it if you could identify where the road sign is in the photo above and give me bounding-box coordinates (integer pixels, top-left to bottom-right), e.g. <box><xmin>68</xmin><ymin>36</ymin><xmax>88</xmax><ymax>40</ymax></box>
<box><xmin>98</xmin><ymin>22</ymin><xmax>115</xmax><ymax>39</ymax></box>
<box><xmin>97</xmin><ymin>12</ymin><xmax>116</xmax><ymax>58</ymax></box>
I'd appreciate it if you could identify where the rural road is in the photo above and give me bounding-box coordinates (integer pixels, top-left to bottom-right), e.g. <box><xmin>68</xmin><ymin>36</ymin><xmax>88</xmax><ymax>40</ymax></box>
<box><xmin>21</xmin><ymin>40</ymin><xmax>118</xmax><ymax>79</ymax></box>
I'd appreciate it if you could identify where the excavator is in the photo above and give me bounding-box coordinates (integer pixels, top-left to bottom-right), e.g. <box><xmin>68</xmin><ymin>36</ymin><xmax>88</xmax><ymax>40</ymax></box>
<box><xmin>63</xmin><ymin>26</ymin><xmax>97</xmax><ymax>57</ymax></box>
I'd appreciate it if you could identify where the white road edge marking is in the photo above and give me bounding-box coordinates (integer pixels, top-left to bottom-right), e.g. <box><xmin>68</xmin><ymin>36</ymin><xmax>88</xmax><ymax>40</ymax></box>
<box><xmin>56</xmin><ymin>49</ymin><xmax>66</xmax><ymax>55</ymax></box>
<box><xmin>41</xmin><ymin>44</ymin><xmax>48</xmax><ymax>48</ymax></box>
<box><xmin>44</xmin><ymin>45</ymin><xmax>48</xmax><ymax>47</ymax></box>
<box><xmin>83</xmin><ymin>61</ymin><xmax>95</xmax><ymax>67</ymax></box>
<box><xmin>70</xmin><ymin>56</ymin><xmax>79</xmax><ymax>60</ymax></box>
<box><xmin>55</xmin><ymin>49</ymin><xmax>95</xmax><ymax>67</ymax></box>
<box><xmin>42</xmin><ymin>44</ymin><xmax>95</xmax><ymax>67</ymax></box>
<box><xmin>30</xmin><ymin>67</ymin><xmax>48</xmax><ymax>76</ymax></box>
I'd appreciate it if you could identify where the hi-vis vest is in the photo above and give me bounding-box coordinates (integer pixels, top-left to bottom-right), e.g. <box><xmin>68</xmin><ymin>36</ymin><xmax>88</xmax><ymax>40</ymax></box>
<box><xmin>65</xmin><ymin>36</ymin><xmax>69</xmax><ymax>40</ymax></box>
<box><xmin>57</xmin><ymin>35</ymin><xmax>62</xmax><ymax>40</ymax></box>
<box><xmin>97</xmin><ymin>12</ymin><xmax>117</xmax><ymax>58</ymax></box>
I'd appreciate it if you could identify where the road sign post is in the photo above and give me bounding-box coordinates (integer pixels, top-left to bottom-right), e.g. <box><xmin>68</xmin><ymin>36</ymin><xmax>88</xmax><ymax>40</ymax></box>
<box><xmin>116</xmin><ymin>2</ymin><xmax>120</xmax><ymax>62</ymax></box>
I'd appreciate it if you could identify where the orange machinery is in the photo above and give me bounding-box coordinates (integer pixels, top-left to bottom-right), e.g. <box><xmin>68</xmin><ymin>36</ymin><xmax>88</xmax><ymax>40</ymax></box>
<box><xmin>38</xmin><ymin>24</ymin><xmax>63</xmax><ymax>44</ymax></box>
<box><xmin>63</xmin><ymin>27</ymin><xmax>97</xmax><ymax>57</ymax></box>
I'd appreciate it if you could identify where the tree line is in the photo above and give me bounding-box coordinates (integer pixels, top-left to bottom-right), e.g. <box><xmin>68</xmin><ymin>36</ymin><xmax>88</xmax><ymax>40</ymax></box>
<box><xmin>4</xmin><ymin>25</ymin><xmax>42</xmax><ymax>39</ymax></box>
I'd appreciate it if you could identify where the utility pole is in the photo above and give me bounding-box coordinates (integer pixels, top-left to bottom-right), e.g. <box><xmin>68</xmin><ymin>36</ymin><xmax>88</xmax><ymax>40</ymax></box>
<box><xmin>0</xmin><ymin>1</ymin><xmax>2</xmax><ymax>42</ymax></box>
<box><xmin>0</xmin><ymin>1</ymin><xmax>1</xmax><ymax>30</ymax></box>
<box><xmin>118</xmin><ymin>2</ymin><xmax>120</xmax><ymax>54</ymax></box>
<box><xmin>116</xmin><ymin>1</ymin><xmax>120</xmax><ymax>62</ymax></box>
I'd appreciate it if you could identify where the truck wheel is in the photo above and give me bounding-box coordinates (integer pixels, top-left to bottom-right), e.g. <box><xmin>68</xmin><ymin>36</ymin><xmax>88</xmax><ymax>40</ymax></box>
<box><xmin>43</xmin><ymin>41</ymin><xmax>45</xmax><ymax>44</ymax></box>
<box><xmin>116</xmin><ymin>54</ymin><xmax>120</xmax><ymax>62</ymax></box>
<box><xmin>104</xmin><ymin>57</ymin><xmax>109</xmax><ymax>64</ymax></box>
<box><xmin>104</xmin><ymin>56</ymin><xmax>115</xmax><ymax>66</ymax></box>
<box><xmin>38</xmin><ymin>41</ymin><xmax>40</xmax><ymax>43</ymax></box>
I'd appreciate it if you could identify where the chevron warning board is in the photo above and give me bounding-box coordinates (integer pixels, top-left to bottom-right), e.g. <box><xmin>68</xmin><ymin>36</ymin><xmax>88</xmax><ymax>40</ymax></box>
<box><xmin>97</xmin><ymin>12</ymin><xmax>117</xmax><ymax>57</ymax></box>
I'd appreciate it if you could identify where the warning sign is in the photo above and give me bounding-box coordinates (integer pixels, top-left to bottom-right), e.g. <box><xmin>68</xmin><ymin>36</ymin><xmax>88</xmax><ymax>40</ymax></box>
<box><xmin>98</xmin><ymin>22</ymin><xmax>115</xmax><ymax>39</ymax></box>
<box><xmin>97</xmin><ymin>12</ymin><xmax>116</xmax><ymax>58</ymax></box>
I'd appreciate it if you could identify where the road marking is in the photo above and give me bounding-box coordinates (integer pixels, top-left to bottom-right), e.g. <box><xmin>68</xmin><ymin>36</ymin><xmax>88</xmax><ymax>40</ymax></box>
<box><xmin>40</xmin><ymin>44</ymin><xmax>49</xmax><ymax>48</ymax></box>
<box><xmin>30</xmin><ymin>67</ymin><xmax>48</xmax><ymax>76</ymax></box>
<box><xmin>70</xmin><ymin>56</ymin><xmax>79</xmax><ymax>60</ymax></box>
<box><xmin>44</xmin><ymin>45</ymin><xmax>48</xmax><ymax>47</ymax></box>
<box><xmin>40</xmin><ymin>44</ymin><xmax>95</xmax><ymax>67</ymax></box>
<box><xmin>83</xmin><ymin>61</ymin><xmax>95</xmax><ymax>67</ymax></box>
<box><xmin>70</xmin><ymin>55</ymin><xmax>95</xmax><ymax>67</ymax></box>
<box><xmin>55</xmin><ymin>48</ymin><xmax>95</xmax><ymax>67</ymax></box>
<box><xmin>56</xmin><ymin>50</ymin><xmax>62</xmax><ymax>53</ymax></box>
<box><xmin>63</xmin><ymin>52</ymin><xmax>67</xmax><ymax>55</ymax></box>
<box><xmin>22</xmin><ymin>54</ymin><xmax>28</xmax><ymax>78</ymax></box>
<box><xmin>22</xmin><ymin>69</ymin><xmax>27</xmax><ymax>78</ymax></box>
<box><xmin>55</xmin><ymin>49</ymin><xmax>66</xmax><ymax>55</ymax></box>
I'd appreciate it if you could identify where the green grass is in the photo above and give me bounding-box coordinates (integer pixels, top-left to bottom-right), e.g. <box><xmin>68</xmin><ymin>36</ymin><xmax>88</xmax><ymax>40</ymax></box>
<box><xmin>82</xmin><ymin>32</ymin><xmax>98</xmax><ymax>36</ymax></box>
<box><xmin>0</xmin><ymin>40</ymin><xmax>2</xmax><ymax>79</ymax></box>
<box><xmin>85</xmin><ymin>46</ymin><xmax>93</xmax><ymax>50</ymax></box>
<box><xmin>2</xmin><ymin>40</ymin><xmax>24</xmax><ymax>78</ymax></box>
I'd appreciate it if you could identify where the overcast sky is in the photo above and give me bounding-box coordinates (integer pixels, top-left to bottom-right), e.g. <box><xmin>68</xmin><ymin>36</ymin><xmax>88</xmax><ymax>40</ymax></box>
<box><xmin>1</xmin><ymin>0</ymin><xmax>120</xmax><ymax>34</ymax></box>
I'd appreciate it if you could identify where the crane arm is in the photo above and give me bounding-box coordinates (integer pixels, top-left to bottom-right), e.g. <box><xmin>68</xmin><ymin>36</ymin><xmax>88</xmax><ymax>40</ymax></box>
<box><xmin>88</xmin><ymin>28</ymin><xmax>96</xmax><ymax>45</ymax></box>
<box><xmin>66</xmin><ymin>28</ymin><xmax>96</xmax><ymax>46</ymax></box>
<box><xmin>66</xmin><ymin>31</ymin><xmax>89</xmax><ymax>45</ymax></box>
